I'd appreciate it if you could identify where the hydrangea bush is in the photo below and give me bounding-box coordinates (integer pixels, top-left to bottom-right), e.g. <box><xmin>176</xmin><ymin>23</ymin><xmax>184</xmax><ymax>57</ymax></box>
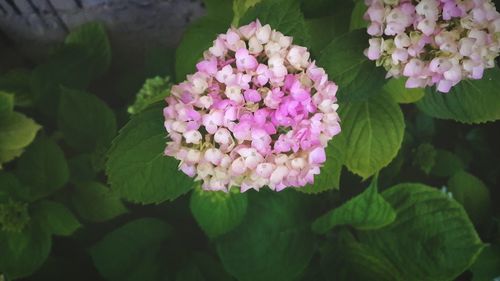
<box><xmin>164</xmin><ymin>20</ymin><xmax>340</xmax><ymax>192</ymax></box>
<box><xmin>364</xmin><ymin>0</ymin><xmax>500</xmax><ymax>92</ymax></box>
<box><xmin>0</xmin><ymin>0</ymin><xmax>500</xmax><ymax>281</ymax></box>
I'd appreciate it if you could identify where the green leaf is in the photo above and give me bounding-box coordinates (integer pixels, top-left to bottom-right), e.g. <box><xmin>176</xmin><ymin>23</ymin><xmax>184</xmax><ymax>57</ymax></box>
<box><xmin>0</xmin><ymin>91</ymin><xmax>13</xmax><ymax>117</ymax></box>
<box><xmin>339</xmin><ymin>93</ymin><xmax>405</xmax><ymax>179</ymax></box>
<box><xmin>383</xmin><ymin>78</ymin><xmax>425</xmax><ymax>104</ymax></box>
<box><xmin>175</xmin><ymin>17</ymin><xmax>228</xmax><ymax>82</ymax></box>
<box><xmin>417</xmin><ymin>67</ymin><xmax>500</xmax><ymax>124</ymax></box>
<box><xmin>0</xmin><ymin>112</ymin><xmax>40</xmax><ymax>150</ymax></box>
<box><xmin>349</xmin><ymin>0</ymin><xmax>368</xmax><ymax>31</ymax></box>
<box><xmin>216</xmin><ymin>191</ymin><xmax>314</xmax><ymax>281</ymax></box>
<box><xmin>470</xmin><ymin>245</ymin><xmax>500</xmax><ymax>281</ymax></box>
<box><xmin>32</xmin><ymin>200</ymin><xmax>81</xmax><ymax>236</ymax></box>
<box><xmin>321</xmin><ymin>240</ymin><xmax>401</xmax><ymax>281</ymax></box>
<box><xmin>0</xmin><ymin>172</ymin><xmax>30</xmax><ymax>202</ymax></box>
<box><xmin>300</xmin><ymin>0</ymin><xmax>347</xmax><ymax>18</ymax></box>
<box><xmin>240</xmin><ymin>0</ymin><xmax>310</xmax><ymax>46</ymax></box>
<box><xmin>65</xmin><ymin>22</ymin><xmax>111</xmax><ymax>78</ymax></box>
<box><xmin>319</xmin><ymin>29</ymin><xmax>386</xmax><ymax>102</ymax></box>
<box><xmin>190</xmin><ymin>188</ymin><xmax>248</xmax><ymax>238</ymax></box>
<box><xmin>0</xmin><ymin>221</ymin><xmax>52</xmax><ymax>279</ymax></box>
<box><xmin>0</xmin><ymin>69</ymin><xmax>34</xmax><ymax>107</ymax></box>
<box><xmin>58</xmin><ymin>88</ymin><xmax>117</xmax><ymax>152</ymax></box>
<box><xmin>312</xmin><ymin>178</ymin><xmax>396</xmax><ymax>234</ymax></box>
<box><xmin>448</xmin><ymin>171</ymin><xmax>491</xmax><ymax>225</ymax></box>
<box><xmin>128</xmin><ymin>76</ymin><xmax>172</xmax><ymax>115</ymax></box>
<box><xmin>359</xmin><ymin>183</ymin><xmax>485</xmax><ymax>281</ymax></box>
<box><xmin>68</xmin><ymin>154</ymin><xmax>97</xmax><ymax>184</ymax></box>
<box><xmin>106</xmin><ymin>107</ymin><xmax>194</xmax><ymax>204</ymax></box>
<box><xmin>430</xmin><ymin>149</ymin><xmax>465</xmax><ymax>177</ymax></box>
<box><xmin>204</xmin><ymin>0</ymin><xmax>234</xmax><ymax>24</ymax></box>
<box><xmin>298</xmin><ymin>136</ymin><xmax>345</xmax><ymax>194</ymax></box>
<box><xmin>90</xmin><ymin>218</ymin><xmax>171</xmax><ymax>281</ymax></box>
<box><xmin>16</xmin><ymin>137</ymin><xmax>69</xmax><ymax>201</ymax></box>
<box><xmin>72</xmin><ymin>182</ymin><xmax>127</xmax><ymax>222</ymax></box>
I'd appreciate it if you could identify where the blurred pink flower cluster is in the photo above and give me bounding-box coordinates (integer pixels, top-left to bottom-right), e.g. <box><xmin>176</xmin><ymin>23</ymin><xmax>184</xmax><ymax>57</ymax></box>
<box><xmin>364</xmin><ymin>0</ymin><xmax>500</xmax><ymax>92</ymax></box>
<box><xmin>163</xmin><ymin>20</ymin><xmax>341</xmax><ymax>192</ymax></box>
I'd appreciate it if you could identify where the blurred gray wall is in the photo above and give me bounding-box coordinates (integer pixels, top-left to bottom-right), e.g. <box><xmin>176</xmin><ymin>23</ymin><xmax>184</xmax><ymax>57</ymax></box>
<box><xmin>0</xmin><ymin>0</ymin><xmax>205</xmax><ymax>64</ymax></box>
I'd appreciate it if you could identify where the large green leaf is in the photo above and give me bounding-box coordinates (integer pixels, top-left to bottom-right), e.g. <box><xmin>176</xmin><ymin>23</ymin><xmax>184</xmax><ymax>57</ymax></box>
<box><xmin>0</xmin><ymin>221</ymin><xmax>52</xmax><ymax>279</ymax></box>
<box><xmin>175</xmin><ymin>17</ymin><xmax>228</xmax><ymax>82</ymax></box>
<box><xmin>190</xmin><ymin>188</ymin><xmax>248</xmax><ymax>238</ymax></box>
<box><xmin>32</xmin><ymin>200</ymin><xmax>81</xmax><ymax>236</ymax></box>
<box><xmin>16</xmin><ymin>137</ymin><xmax>69</xmax><ymax>201</ymax></box>
<box><xmin>417</xmin><ymin>67</ymin><xmax>500</xmax><ymax>124</ymax></box>
<box><xmin>298</xmin><ymin>135</ymin><xmax>345</xmax><ymax>194</ymax></box>
<box><xmin>448</xmin><ymin>171</ymin><xmax>491</xmax><ymax>225</ymax></box>
<box><xmin>359</xmin><ymin>183</ymin><xmax>485</xmax><ymax>281</ymax></box>
<box><xmin>339</xmin><ymin>93</ymin><xmax>405</xmax><ymax>179</ymax></box>
<box><xmin>72</xmin><ymin>182</ymin><xmax>127</xmax><ymax>222</ymax></box>
<box><xmin>321</xmin><ymin>240</ymin><xmax>401</xmax><ymax>281</ymax></box>
<box><xmin>58</xmin><ymin>88</ymin><xmax>116</xmax><ymax>153</ymax></box>
<box><xmin>90</xmin><ymin>218</ymin><xmax>171</xmax><ymax>281</ymax></box>
<box><xmin>65</xmin><ymin>22</ymin><xmax>111</xmax><ymax>78</ymax></box>
<box><xmin>216</xmin><ymin>191</ymin><xmax>314</xmax><ymax>281</ymax></box>
<box><xmin>349</xmin><ymin>0</ymin><xmax>368</xmax><ymax>31</ymax></box>
<box><xmin>312</xmin><ymin>179</ymin><xmax>396</xmax><ymax>234</ymax></box>
<box><xmin>106</xmin><ymin>107</ymin><xmax>193</xmax><ymax>204</ymax></box>
<box><xmin>241</xmin><ymin>0</ymin><xmax>309</xmax><ymax>46</ymax></box>
<box><xmin>0</xmin><ymin>112</ymin><xmax>40</xmax><ymax>150</ymax></box>
<box><xmin>319</xmin><ymin>29</ymin><xmax>386</xmax><ymax>102</ymax></box>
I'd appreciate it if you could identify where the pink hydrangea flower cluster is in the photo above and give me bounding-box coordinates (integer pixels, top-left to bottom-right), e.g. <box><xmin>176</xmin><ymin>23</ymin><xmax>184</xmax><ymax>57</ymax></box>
<box><xmin>364</xmin><ymin>0</ymin><xmax>500</xmax><ymax>92</ymax></box>
<box><xmin>163</xmin><ymin>20</ymin><xmax>341</xmax><ymax>192</ymax></box>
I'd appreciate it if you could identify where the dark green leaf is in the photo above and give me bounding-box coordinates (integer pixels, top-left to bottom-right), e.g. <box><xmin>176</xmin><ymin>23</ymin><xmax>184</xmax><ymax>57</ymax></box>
<box><xmin>217</xmin><ymin>191</ymin><xmax>314</xmax><ymax>281</ymax></box>
<box><xmin>106</xmin><ymin>107</ymin><xmax>193</xmax><ymax>204</ymax></box>
<box><xmin>190</xmin><ymin>188</ymin><xmax>248</xmax><ymax>238</ymax></box>
<box><xmin>16</xmin><ymin>137</ymin><xmax>69</xmax><ymax>201</ymax></box>
<box><xmin>319</xmin><ymin>29</ymin><xmax>385</xmax><ymax>102</ymax></box>
<box><xmin>68</xmin><ymin>154</ymin><xmax>97</xmax><ymax>184</ymax></box>
<box><xmin>32</xmin><ymin>200</ymin><xmax>81</xmax><ymax>236</ymax></box>
<box><xmin>470</xmin><ymin>245</ymin><xmax>500</xmax><ymax>281</ymax></box>
<box><xmin>241</xmin><ymin>0</ymin><xmax>309</xmax><ymax>46</ymax></box>
<box><xmin>339</xmin><ymin>93</ymin><xmax>405</xmax><ymax>179</ymax></box>
<box><xmin>312</xmin><ymin>179</ymin><xmax>395</xmax><ymax>234</ymax></box>
<box><xmin>58</xmin><ymin>88</ymin><xmax>116</xmax><ymax>152</ymax></box>
<box><xmin>448</xmin><ymin>171</ymin><xmax>491</xmax><ymax>225</ymax></box>
<box><xmin>0</xmin><ymin>172</ymin><xmax>30</xmax><ymax>202</ymax></box>
<box><xmin>90</xmin><ymin>218</ymin><xmax>171</xmax><ymax>281</ymax></box>
<box><xmin>359</xmin><ymin>183</ymin><xmax>485</xmax><ymax>281</ymax></box>
<box><xmin>72</xmin><ymin>182</ymin><xmax>127</xmax><ymax>222</ymax></box>
<box><xmin>417</xmin><ymin>67</ymin><xmax>500</xmax><ymax>124</ymax></box>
